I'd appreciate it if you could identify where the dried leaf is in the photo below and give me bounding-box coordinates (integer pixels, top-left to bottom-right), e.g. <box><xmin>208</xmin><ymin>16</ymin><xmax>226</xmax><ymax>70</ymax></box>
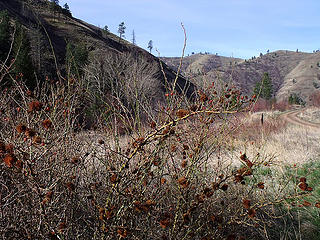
<box><xmin>110</xmin><ymin>173</ymin><xmax>118</xmax><ymax>183</ymax></box>
<box><xmin>234</xmin><ymin>174</ymin><xmax>244</xmax><ymax>183</ymax></box>
<box><xmin>257</xmin><ymin>182</ymin><xmax>265</xmax><ymax>189</ymax></box>
<box><xmin>33</xmin><ymin>136</ymin><xmax>42</xmax><ymax>144</ymax></box>
<box><xmin>66</xmin><ymin>182</ymin><xmax>75</xmax><ymax>192</ymax></box>
<box><xmin>299</xmin><ymin>177</ymin><xmax>307</xmax><ymax>183</ymax></box>
<box><xmin>42</xmin><ymin>119</ymin><xmax>53</xmax><ymax>129</ymax></box>
<box><xmin>248</xmin><ymin>208</ymin><xmax>256</xmax><ymax>219</ymax></box>
<box><xmin>16</xmin><ymin>124</ymin><xmax>27</xmax><ymax>134</ymax></box>
<box><xmin>71</xmin><ymin>157</ymin><xmax>80</xmax><ymax>164</ymax></box>
<box><xmin>57</xmin><ymin>222</ymin><xmax>67</xmax><ymax>232</ymax></box>
<box><xmin>176</xmin><ymin>109</ymin><xmax>190</xmax><ymax>118</ymax></box>
<box><xmin>243</xmin><ymin>199</ymin><xmax>251</xmax><ymax>209</ymax></box>
<box><xmin>298</xmin><ymin>182</ymin><xmax>308</xmax><ymax>191</ymax></box>
<box><xmin>117</xmin><ymin>227</ymin><xmax>128</xmax><ymax>238</ymax></box>
<box><xmin>160</xmin><ymin>218</ymin><xmax>170</xmax><ymax>229</ymax></box>
<box><xmin>4</xmin><ymin>154</ymin><xmax>15</xmax><ymax>168</ymax></box>
<box><xmin>303</xmin><ymin>201</ymin><xmax>311</xmax><ymax>207</ymax></box>
<box><xmin>178</xmin><ymin>177</ymin><xmax>189</xmax><ymax>188</ymax></box>
<box><xmin>220</xmin><ymin>184</ymin><xmax>228</xmax><ymax>191</ymax></box>
<box><xmin>181</xmin><ymin>160</ymin><xmax>187</xmax><ymax>168</ymax></box>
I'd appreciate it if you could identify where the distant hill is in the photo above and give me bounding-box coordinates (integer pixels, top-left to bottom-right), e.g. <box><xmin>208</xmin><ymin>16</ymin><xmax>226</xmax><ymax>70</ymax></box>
<box><xmin>0</xmin><ymin>0</ymin><xmax>194</xmax><ymax>98</ymax></box>
<box><xmin>162</xmin><ymin>51</ymin><xmax>320</xmax><ymax>104</ymax></box>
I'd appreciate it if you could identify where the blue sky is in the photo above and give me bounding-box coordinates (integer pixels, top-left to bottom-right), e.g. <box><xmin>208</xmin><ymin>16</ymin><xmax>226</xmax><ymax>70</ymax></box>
<box><xmin>59</xmin><ymin>0</ymin><xmax>320</xmax><ymax>59</ymax></box>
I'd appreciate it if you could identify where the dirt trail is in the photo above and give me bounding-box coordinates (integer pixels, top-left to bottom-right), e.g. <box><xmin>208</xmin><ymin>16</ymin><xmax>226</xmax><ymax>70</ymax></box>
<box><xmin>280</xmin><ymin>109</ymin><xmax>320</xmax><ymax>128</ymax></box>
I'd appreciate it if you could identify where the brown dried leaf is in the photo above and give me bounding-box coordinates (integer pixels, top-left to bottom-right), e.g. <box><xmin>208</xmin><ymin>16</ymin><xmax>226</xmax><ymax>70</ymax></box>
<box><xmin>299</xmin><ymin>177</ymin><xmax>307</xmax><ymax>183</ymax></box>
<box><xmin>298</xmin><ymin>182</ymin><xmax>308</xmax><ymax>191</ymax></box>
<box><xmin>117</xmin><ymin>227</ymin><xmax>128</xmax><ymax>238</ymax></box>
<box><xmin>176</xmin><ymin>109</ymin><xmax>190</xmax><ymax>118</ymax></box>
<box><xmin>243</xmin><ymin>199</ymin><xmax>251</xmax><ymax>209</ymax></box>
<box><xmin>42</xmin><ymin>119</ymin><xmax>53</xmax><ymax>130</ymax></box>
<box><xmin>4</xmin><ymin>154</ymin><xmax>15</xmax><ymax>168</ymax></box>
<box><xmin>303</xmin><ymin>201</ymin><xmax>311</xmax><ymax>207</ymax></box>
<box><xmin>248</xmin><ymin>208</ymin><xmax>256</xmax><ymax>219</ymax></box>
<box><xmin>257</xmin><ymin>182</ymin><xmax>265</xmax><ymax>189</ymax></box>
<box><xmin>220</xmin><ymin>184</ymin><xmax>228</xmax><ymax>191</ymax></box>
<box><xmin>16</xmin><ymin>124</ymin><xmax>27</xmax><ymax>134</ymax></box>
<box><xmin>178</xmin><ymin>177</ymin><xmax>189</xmax><ymax>188</ymax></box>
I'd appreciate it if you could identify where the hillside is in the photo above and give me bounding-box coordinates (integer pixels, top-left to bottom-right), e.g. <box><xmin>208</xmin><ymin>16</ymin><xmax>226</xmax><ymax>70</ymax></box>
<box><xmin>0</xmin><ymin>0</ymin><xmax>194</xmax><ymax>97</ymax></box>
<box><xmin>162</xmin><ymin>51</ymin><xmax>320</xmax><ymax>103</ymax></box>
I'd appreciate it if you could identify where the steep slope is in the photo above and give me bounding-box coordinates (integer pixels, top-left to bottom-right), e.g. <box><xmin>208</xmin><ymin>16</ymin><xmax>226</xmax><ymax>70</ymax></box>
<box><xmin>276</xmin><ymin>52</ymin><xmax>320</xmax><ymax>102</ymax></box>
<box><xmin>0</xmin><ymin>0</ymin><xmax>194</xmax><ymax>98</ymax></box>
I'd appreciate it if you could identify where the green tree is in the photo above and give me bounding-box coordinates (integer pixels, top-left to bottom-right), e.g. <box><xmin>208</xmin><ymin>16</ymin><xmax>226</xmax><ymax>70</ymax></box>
<box><xmin>12</xmin><ymin>24</ymin><xmax>36</xmax><ymax>89</ymax></box>
<box><xmin>288</xmin><ymin>93</ymin><xmax>305</xmax><ymax>106</ymax></box>
<box><xmin>65</xmin><ymin>41</ymin><xmax>88</xmax><ymax>76</ymax></box>
<box><xmin>62</xmin><ymin>3</ymin><xmax>72</xmax><ymax>17</ymax></box>
<box><xmin>253</xmin><ymin>72</ymin><xmax>273</xmax><ymax>100</ymax></box>
<box><xmin>147</xmin><ymin>40</ymin><xmax>153</xmax><ymax>53</ymax></box>
<box><xmin>0</xmin><ymin>10</ymin><xmax>11</xmax><ymax>62</ymax></box>
<box><xmin>103</xmin><ymin>25</ymin><xmax>109</xmax><ymax>32</ymax></box>
<box><xmin>118</xmin><ymin>22</ymin><xmax>126</xmax><ymax>41</ymax></box>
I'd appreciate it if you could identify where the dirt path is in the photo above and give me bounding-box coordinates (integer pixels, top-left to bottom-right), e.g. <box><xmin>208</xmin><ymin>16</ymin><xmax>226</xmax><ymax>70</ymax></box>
<box><xmin>280</xmin><ymin>109</ymin><xmax>320</xmax><ymax>128</ymax></box>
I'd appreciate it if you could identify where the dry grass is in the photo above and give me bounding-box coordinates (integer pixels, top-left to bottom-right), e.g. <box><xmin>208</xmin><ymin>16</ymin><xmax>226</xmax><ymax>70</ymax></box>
<box><xmin>231</xmin><ymin>109</ymin><xmax>320</xmax><ymax>166</ymax></box>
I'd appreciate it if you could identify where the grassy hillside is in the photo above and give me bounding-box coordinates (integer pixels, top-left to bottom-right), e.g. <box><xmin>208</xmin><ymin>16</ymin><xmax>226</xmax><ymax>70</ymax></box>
<box><xmin>163</xmin><ymin>50</ymin><xmax>320</xmax><ymax>104</ymax></box>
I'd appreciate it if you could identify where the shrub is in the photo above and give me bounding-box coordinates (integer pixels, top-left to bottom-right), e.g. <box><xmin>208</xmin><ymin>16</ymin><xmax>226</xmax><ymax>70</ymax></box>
<box><xmin>0</xmin><ymin>37</ymin><xmax>312</xmax><ymax>240</ymax></box>
<box><xmin>289</xmin><ymin>93</ymin><xmax>305</xmax><ymax>106</ymax></box>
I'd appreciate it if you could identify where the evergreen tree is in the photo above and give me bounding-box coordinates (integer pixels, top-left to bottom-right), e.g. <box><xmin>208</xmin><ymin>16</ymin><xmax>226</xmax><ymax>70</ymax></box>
<box><xmin>147</xmin><ymin>40</ymin><xmax>153</xmax><ymax>53</ymax></box>
<box><xmin>0</xmin><ymin>10</ymin><xmax>11</xmax><ymax>62</ymax></box>
<box><xmin>65</xmin><ymin>41</ymin><xmax>88</xmax><ymax>76</ymax></box>
<box><xmin>63</xmin><ymin>3</ymin><xmax>69</xmax><ymax>11</ymax></box>
<box><xmin>253</xmin><ymin>72</ymin><xmax>273</xmax><ymax>100</ymax></box>
<box><xmin>117</xmin><ymin>22</ymin><xmax>126</xmax><ymax>41</ymax></box>
<box><xmin>12</xmin><ymin>24</ymin><xmax>36</xmax><ymax>89</ymax></box>
<box><xmin>62</xmin><ymin>3</ymin><xmax>72</xmax><ymax>17</ymax></box>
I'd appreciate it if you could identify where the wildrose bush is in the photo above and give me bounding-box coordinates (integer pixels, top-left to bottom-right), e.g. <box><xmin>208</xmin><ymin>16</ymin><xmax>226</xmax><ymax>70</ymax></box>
<box><xmin>1</xmin><ymin>60</ymin><xmax>315</xmax><ymax>239</ymax></box>
<box><xmin>0</xmin><ymin>76</ymin><xmax>103</xmax><ymax>239</ymax></box>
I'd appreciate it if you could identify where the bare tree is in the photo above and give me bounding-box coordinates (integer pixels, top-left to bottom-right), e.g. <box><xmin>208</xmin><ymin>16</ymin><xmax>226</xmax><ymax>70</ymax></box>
<box><xmin>131</xmin><ymin>30</ymin><xmax>136</xmax><ymax>45</ymax></box>
<box><xmin>84</xmin><ymin>51</ymin><xmax>161</xmax><ymax>129</ymax></box>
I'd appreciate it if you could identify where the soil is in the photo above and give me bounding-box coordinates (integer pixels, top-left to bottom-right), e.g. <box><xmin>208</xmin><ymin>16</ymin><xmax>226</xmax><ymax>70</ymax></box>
<box><xmin>280</xmin><ymin>109</ymin><xmax>320</xmax><ymax>128</ymax></box>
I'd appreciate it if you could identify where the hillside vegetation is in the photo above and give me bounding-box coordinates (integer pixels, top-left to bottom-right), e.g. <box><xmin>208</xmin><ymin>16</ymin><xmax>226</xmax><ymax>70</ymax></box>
<box><xmin>163</xmin><ymin>50</ymin><xmax>320</xmax><ymax>104</ymax></box>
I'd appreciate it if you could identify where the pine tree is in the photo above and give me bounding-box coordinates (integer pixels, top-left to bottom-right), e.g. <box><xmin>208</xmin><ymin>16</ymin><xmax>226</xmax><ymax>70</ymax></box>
<box><xmin>12</xmin><ymin>24</ymin><xmax>36</xmax><ymax>89</ymax></box>
<box><xmin>0</xmin><ymin>10</ymin><xmax>11</xmax><ymax>62</ymax></box>
<box><xmin>118</xmin><ymin>22</ymin><xmax>126</xmax><ymax>41</ymax></box>
<box><xmin>62</xmin><ymin>3</ymin><xmax>72</xmax><ymax>17</ymax></box>
<box><xmin>148</xmin><ymin>40</ymin><xmax>153</xmax><ymax>53</ymax></box>
<box><xmin>253</xmin><ymin>72</ymin><xmax>273</xmax><ymax>100</ymax></box>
